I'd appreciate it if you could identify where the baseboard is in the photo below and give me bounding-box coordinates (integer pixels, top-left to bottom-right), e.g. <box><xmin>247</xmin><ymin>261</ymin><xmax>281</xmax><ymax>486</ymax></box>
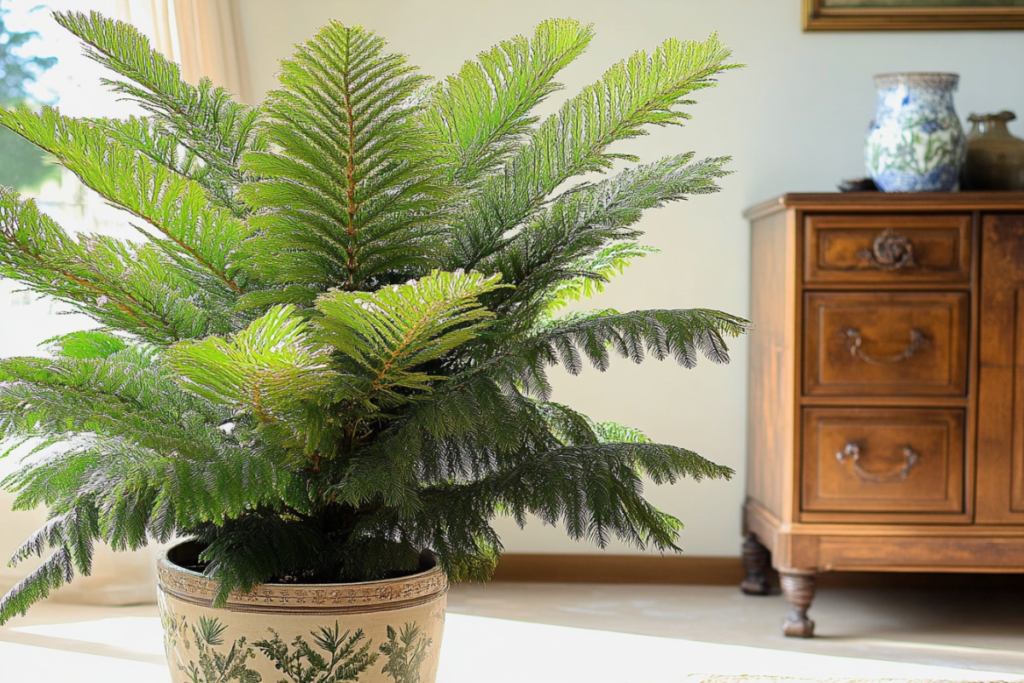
<box><xmin>492</xmin><ymin>553</ymin><xmax>1024</xmax><ymax>590</ymax></box>
<box><xmin>491</xmin><ymin>554</ymin><xmax>746</xmax><ymax>585</ymax></box>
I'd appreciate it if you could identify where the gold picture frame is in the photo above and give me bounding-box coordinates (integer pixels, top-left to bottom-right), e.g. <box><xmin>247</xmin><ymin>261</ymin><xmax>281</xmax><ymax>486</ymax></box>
<box><xmin>804</xmin><ymin>0</ymin><xmax>1024</xmax><ymax>30</ymax></box>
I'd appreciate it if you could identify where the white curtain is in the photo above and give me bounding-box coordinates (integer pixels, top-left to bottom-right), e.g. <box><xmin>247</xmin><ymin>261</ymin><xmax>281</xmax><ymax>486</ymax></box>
<box><xmin>115</xmin><ymin>0</ymin><xmax>176</xmax><ymax>57</ymax></box>
<box><xmin>116</xmin><ymin>0</ymin><xmax>253</xmax><ymax>103</ymax></box>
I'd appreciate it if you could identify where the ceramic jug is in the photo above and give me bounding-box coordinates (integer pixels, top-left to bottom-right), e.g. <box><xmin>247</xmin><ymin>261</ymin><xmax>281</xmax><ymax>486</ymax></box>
<box><xmin>961</xmin><ymin>111</ymin><xmax>1024</xmax><ymax>191</ymax></box>
<box><xmin>865</xmin><ymin>73</ymin><xmax>966</xmax><ymax>192</ymax></box>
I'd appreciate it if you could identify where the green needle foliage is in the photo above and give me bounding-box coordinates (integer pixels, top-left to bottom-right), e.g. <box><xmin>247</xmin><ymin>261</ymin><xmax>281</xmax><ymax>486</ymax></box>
<box><xmin>0</xmin><ymin>11</ymin><xmax>746</xmax><ymax>623</ymax></box>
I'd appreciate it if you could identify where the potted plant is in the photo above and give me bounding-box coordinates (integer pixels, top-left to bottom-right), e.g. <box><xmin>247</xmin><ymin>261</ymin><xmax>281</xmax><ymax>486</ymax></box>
<box><xmin>0</xmin><ymin>11</ymin><xmax>743</xmax><ymax>683</ymax></box>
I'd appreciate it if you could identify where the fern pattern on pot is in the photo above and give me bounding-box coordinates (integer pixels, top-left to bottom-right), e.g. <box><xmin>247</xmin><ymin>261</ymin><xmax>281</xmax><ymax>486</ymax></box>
<box><xmin>185</xmin><ymin>617</ymin><xmax>262</xmax><ymax>683</ymax></box>
<box><xmin>160</xmin><ymin>590</ymin><xmax>435</xmax><ymax>683</ymax></box>
<box><xmin>178</xmin><ymin>617</ymin><xmax>262</xmax><ymax>683</ymax></box>
<box><xmin>255</xmin><ymin>624</ymin><xmax>379</xmax><ymax>683</ymax></box>
<box><xmin>379</xmin><ymin>624</ymin><xmax>433</xmax><ymax>683</ymax></box>
<box><xmin>160</xmin><ymin>595</ymin><xmax>190</xmax><ymax>672</ymax></box>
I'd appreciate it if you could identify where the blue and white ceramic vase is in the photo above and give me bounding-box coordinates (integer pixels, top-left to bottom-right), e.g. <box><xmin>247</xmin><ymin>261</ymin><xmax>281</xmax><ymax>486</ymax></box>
<box><xmin>865</xmin><ymin>73</ymin><xmax>966</xmax><ymax>192</ymax></box>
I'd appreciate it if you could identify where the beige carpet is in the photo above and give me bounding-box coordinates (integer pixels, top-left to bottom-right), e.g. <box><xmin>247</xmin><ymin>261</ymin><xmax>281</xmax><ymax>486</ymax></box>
<box><xmin>5</xmin><ymin>604</ymin><xmax>1019</xmax><ymax>683</ymax></box>
<box><xmin>684</xmin><ymin>678</ymin><xmax>1010</xmax><ymax>683</ymax></box>
<box><xmin>448</xmin><ymin>582</ymin><xmax>1024</xmax><ymax>674</ymax></box>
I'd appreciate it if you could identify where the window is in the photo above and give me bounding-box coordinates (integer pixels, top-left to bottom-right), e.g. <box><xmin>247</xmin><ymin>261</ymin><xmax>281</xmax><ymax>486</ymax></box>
<box><xmin>1</xmin><ymin>0</ymin><xmax>140</xmax><ymax>359</ymax></box>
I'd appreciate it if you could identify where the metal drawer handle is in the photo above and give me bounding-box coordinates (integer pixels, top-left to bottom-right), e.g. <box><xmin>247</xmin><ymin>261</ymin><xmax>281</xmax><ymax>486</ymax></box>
<box><xmin>858</xmin><ymin>229</ymin><xmax>917</xmax><ymax>271</ymax></box>
<box><xmin>843</xmin><ymin>327</ymin><xmax>927</xmax><ymax>365</ymax></box>
<box><xmin>835</xmin><ymin>442</ymin><xmax>920</xmax><ymax>483</ymax></box>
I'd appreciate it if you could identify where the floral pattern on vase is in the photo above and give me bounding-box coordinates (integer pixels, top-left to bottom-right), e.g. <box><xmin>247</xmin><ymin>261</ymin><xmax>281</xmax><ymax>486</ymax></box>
<box><xmin>865</xmin><ymin>73</ymin><xmax>966</xmax><ymax>193</ymax></box>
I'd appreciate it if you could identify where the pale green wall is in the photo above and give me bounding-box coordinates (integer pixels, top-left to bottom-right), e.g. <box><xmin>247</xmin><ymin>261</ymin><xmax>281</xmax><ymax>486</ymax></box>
<box><xmin>238</xmin><ymin>0</ymin><xmax>1024</xmax><ymax>557</ymax></box>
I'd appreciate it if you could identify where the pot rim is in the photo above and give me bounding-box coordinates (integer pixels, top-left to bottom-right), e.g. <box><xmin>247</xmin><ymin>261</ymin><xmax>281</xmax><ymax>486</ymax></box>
<box><xmin>157</xmin><ymin>540</ymin><xmax>441</xmax><ymax>589</ymax></box>
<box><xmin>157</xmin><ymin>540</ymin><xmax>448</xmax><ymax>614</ymax></box>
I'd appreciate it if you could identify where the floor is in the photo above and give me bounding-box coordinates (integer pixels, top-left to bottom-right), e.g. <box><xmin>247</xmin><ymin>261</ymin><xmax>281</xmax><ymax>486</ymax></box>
<box><xmin>1</xmin><ymin>582</ymin><xmax>1022</xmax><ymax>682</ymax></box>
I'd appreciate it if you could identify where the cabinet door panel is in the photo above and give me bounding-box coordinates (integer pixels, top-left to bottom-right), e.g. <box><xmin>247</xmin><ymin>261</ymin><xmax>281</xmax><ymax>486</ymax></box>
<box><xmin>976</xmin><ymin>214</ymin><xmax>1024</xmax><ymax>523</ymax></box>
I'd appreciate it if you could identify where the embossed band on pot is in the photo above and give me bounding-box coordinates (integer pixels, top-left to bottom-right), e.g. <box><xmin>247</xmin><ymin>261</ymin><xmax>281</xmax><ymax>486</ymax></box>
<box><xmin>157</xmin><ymin>545</ymin><xmax>449</xmax><ymax>615</ymax></box>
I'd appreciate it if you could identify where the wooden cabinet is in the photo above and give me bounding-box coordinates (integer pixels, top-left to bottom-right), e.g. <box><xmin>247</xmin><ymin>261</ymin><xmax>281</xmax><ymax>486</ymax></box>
<box><xmin>742</xmin><ymin>193</ymin><xmax>1024</xmax><ymax>637</ymax></box>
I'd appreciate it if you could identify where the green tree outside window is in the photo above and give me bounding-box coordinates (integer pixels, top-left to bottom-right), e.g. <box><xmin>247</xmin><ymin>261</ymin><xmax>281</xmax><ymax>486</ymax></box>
<box><xmin>0</xmin><ymin>0</ymin><xmax>59</xmax><ymax>191</ymax></box>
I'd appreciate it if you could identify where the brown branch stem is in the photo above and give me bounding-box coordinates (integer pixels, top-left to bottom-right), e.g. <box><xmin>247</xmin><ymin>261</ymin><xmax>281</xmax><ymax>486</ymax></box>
<box><xmin>10</xmin><ymin>241</ymin><xmax>151</xmax><ymax>328</ymax></box>
<box><xmin>342</xmin><ymin>31</ymin><xmax>361</xmax><ymax>289</ymax></box>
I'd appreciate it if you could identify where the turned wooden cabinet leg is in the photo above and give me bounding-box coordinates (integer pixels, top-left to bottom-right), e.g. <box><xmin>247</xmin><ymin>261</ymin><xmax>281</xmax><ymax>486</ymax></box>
<box><xmin>740</xmin><ymin>534</ymin><xmax>771</xmax><ymax>595</ymax></box>
<box><xmin>780</xmin><ymin>570</ymin><xmax>817</xmax><ymax>638</ymax></box>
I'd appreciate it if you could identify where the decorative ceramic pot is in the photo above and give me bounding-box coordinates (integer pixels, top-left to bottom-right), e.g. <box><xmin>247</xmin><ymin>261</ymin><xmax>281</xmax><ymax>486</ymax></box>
<box><xmin>157</xmin><ymin>542</ymin><xmax>448</xmax><ymax>683</ymax></box>
<box><xmin>865</xmin><ymin>73</ymin><xmax>966</xmax><ymax>193</ymax></box>
<box><xmin>962</xmin><ymin>111</ymin><xmax>1024</xmax><ymax>191</ymax></box>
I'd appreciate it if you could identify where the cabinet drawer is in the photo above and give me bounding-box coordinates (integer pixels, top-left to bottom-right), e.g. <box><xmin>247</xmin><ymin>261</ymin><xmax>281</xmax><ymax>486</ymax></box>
<box><xmin>804</xmin><ymin>292</ymin><xmax>969</xmax><ymax>396</ymax></box>
<box><xmin>802</xmin><ymin>408</ymin><xmax>965</xmax><ymax>514</ymax></box>
<box><xmin>804</xmin><ymin>214</ymin><xmax>971</xmax><ymax>284</ymax></box>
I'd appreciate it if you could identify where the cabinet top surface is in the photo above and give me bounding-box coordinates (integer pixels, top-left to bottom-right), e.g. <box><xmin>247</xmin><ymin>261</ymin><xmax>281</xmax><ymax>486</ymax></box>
<box><xmin>744</xmin><ymin>192</ymin><xmax>1024</xmax><ymax>220</ymax></box>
